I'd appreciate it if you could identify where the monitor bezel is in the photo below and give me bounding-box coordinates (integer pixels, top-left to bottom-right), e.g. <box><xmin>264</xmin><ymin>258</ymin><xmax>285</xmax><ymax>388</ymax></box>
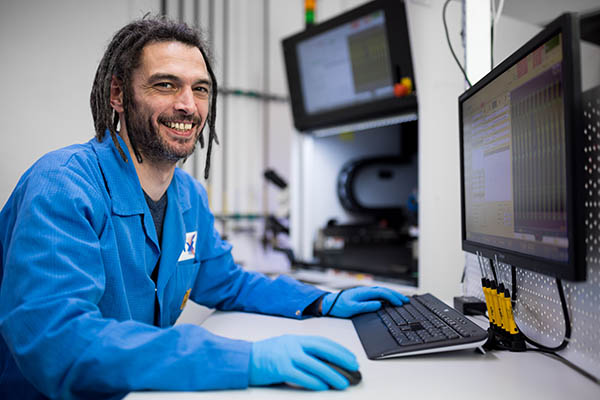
<box><xmin>458</xmin><ymin>13</ymin><xmax>585</xmax><ymax>281</ymax></box>
<box><xmin>281</xmin><ymin>0</ymin><xmax>417</xmax><ymax>133</ymax></box>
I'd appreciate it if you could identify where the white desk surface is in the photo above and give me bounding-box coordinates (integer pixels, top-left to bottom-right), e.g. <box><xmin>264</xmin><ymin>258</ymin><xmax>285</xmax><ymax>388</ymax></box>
<box><xmin>127</xmin><ymin>304</ymin><xmax>600</xmax><ymax>400</ymax></box>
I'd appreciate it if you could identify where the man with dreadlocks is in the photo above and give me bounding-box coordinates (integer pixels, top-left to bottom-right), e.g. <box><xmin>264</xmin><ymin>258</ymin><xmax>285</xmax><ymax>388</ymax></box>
<box><xmin>0</xmin><ymin>16</ymin><xmax>409</xmax><ymax>399</ymax></box>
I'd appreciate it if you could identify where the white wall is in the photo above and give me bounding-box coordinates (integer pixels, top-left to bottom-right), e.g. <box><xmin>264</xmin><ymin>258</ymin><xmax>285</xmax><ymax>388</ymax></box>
<box><xmin>0</xmin><ymin>0</ymin><xmax>160</xmax><ymax>206</ymax></box>
<box><xmin>406</xmin><ymin>0</ymin><xmax>467</xmax><ymax>298</ymax></box>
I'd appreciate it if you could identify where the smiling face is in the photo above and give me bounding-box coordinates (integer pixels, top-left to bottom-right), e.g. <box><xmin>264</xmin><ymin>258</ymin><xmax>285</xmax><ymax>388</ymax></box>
<box><xmin>122</xmin><ymin>41</ymin><xmax>211</xmax><ymax>163</ymax></box>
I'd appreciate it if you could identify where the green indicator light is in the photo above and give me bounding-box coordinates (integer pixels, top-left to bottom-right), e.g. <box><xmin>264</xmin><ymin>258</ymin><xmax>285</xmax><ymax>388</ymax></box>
<box><xmin>305</xmin><ymin>10</ymin><xmax>314</xmax><ymax>24</ymax></box>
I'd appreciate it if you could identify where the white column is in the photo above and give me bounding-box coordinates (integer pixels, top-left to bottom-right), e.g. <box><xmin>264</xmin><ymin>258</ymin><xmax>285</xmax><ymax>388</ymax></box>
<box><xmin>465</xmin><ymin>0</ymin><xmax>492</xmax><ymax>85</ymax></box>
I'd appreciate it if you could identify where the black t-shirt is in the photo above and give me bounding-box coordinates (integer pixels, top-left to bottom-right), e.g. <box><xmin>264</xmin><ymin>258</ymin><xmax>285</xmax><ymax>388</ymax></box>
<box><xmin>143</xmin><ymin>190</ymin><xmax>168</xmax><ymax>247</ymax></box>
<box><xmin>143</xmin><ymin>190</ymin><xmax>168</xmax><ymax>326</ymax></box>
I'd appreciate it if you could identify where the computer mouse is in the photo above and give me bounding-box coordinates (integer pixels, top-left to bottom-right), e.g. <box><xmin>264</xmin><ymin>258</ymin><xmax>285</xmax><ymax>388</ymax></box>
<box><xmin>321</xmin><ymin>359</ymin><xmax>362</xmax><ymax>386</ymax></box>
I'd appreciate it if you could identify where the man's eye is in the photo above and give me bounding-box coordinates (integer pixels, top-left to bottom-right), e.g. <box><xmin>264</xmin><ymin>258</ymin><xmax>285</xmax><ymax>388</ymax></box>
<box><xmin>155</xmin><ymin>82</ymin><xmax>174</xmax><ymax>89</ymax></box>
<box><xmin>194</xmin><ymin>86</ymin><xmax>209</xmax><ymax>94</ymax></box>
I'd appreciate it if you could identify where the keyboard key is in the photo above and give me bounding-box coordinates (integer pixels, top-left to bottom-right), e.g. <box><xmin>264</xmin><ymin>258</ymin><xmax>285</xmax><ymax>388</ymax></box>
<box><xmin>396</xmin><ymin>336</ymin><xmax>421</xmax><ymax>346</ymax></box>
<box><xmin>456</xmin><ymin>329</ymin><xmax>470</xmax><ymax>337</ymax></box>
<box><xmin>405</xmin><ymin>331</ymin><xmax>422</xmax><ymax>342</ymax></box>
<box><xmin>430</xmin><ymin>318</ymin><xmax>446</xmax><ymax>328</ymax></box>
<box><xmin>385</xmin><ymin>321</ymin><xmax>403</xmax><ymax>338</ymax></box>
<box><xmin>408</xmin><ymin>322</ymin><xmax>424</xmax><ymax>331</ymax></box>
<box><xmin>398</xmin><ymin>308</ymin><xmax>417</xmax><ymax>323</ymax></box>
<box><xmin>404</xmin><ymin>305</ymin><xmax>426</xmax><ymax>320</ymax></box>
<box><xmin>441</xmin><ymin>328</ymin><xmax>460</xmax><ymax>339</ymax></box>
<box><xmin>416</xmin><ymin>330</ymin><xmax>432</xmax><ymax>340</ymax></box>
<box><xmin>385</xmin><ymin>307</ymin><xmax>408</xmax><ymax>326</ymax></box>
<box><xmin>421</xmin><ymin>334</ymin><xmax>445</xmax><ymax>343</ymax></box>
<box><xmin>428</xmin><ymin>334</ymin><xmax>447</xmax><ymax>342</ymax></box>
<box><xmin>421</xmin><ymin>320</ymin><xmax>433</xmax><ymax>329</ymax></box>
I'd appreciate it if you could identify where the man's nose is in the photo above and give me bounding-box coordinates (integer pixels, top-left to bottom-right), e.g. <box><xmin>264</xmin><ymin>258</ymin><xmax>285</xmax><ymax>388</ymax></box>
<box><xmin>174</xmin><ymin>87</ymin><xmax>197</xmax><ymax>114</ymax></box>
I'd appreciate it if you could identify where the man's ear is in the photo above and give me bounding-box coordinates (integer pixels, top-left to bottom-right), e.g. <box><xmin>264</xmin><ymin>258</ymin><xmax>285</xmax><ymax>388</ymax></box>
<box><xmin>110</xmin><ymin>75</ymin><xmax>125</xmax><ymax>113</ymax></box>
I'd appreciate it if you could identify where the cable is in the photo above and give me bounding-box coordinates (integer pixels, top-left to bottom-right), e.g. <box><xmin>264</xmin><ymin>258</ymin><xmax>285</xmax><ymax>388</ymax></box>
<box><xmin>324</xmin><ymin>289</ymin><xmax>345</xmax><ymax>316</ymax></box>
<box><xmin>490</xmin><ymin>255</ymin><xmax>498</xmax><ymax>282</ymax></box>
<box><xmin>442</xmin><ymin>0</ymin><xmax>472</xmax><ymax>87</ymax></box>
<box><xmin>511</xmin><ymin>265</ymin><xmax>517</xmax><ymax>304</ymax></box>
<box><xmin>487</xmin><ymin>254</ymin><xmax>499</xmax><ymax>283</ymax></box>
<box><xmin>528</xmin><ymin>349</ymin><xmax>600</xmax><ymax>385</ymax></box>
<box><xmin>490</xmin><ymin>0</ymin><xmax>505</xmax><ymax>69</ymax></box>
<box><xmin>490</xmin><ymin>0</ymin><xmax>494</xmax><ymax>68</ymax></box>
<box><xmin>490</xmin><ymin>12</ymin><xmax>494</xmax><ymax>68</ymax></box>
<box><xmin>511</xmin><ymin>268</ymin><xmax>571</xmax><ymax>352</ymax></box>
<box><xmin>490</xmin><ymin>343</ymin><xmax>599</xmax><ymax>384</ymax></box>
<box><xmin>494</xmin><ymin>0</ymin><xmax>505</xmax><ymax>26</ymax></box>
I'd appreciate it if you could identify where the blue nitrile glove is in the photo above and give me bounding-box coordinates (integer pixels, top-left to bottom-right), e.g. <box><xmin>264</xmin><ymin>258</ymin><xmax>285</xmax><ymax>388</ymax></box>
<box><xmin>321</xmin><ymin>286</ymin><xmax>410</xmax><ymax>317</ymax></box>
<box><xmin>249</xmin><ymin>335</ymin><xmax>359</xmax><ymax>390</ymax></box>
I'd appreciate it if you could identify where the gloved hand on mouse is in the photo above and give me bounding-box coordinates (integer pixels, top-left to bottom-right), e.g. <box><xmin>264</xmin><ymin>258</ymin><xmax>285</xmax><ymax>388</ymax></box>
<box><xmin>249</xmin><ymin>335</ymin><xmax>357</xmax><ymax>390</ymax></box>
<box><xmin>249</xmin><ymin>286</ymin><xmax>409</xmax><ymax>390</ymax></box>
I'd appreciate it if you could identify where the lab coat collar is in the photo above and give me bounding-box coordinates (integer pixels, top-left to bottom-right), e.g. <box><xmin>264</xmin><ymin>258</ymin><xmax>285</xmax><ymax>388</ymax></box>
<box><xmin>90</xmin><ymin>132</ymin><xmax>192</xmax><ymax>216</ymax></box>
<box><xmin>172</xmin><ymin>169</ymin><xmax>192</xmax><ymax>214</ymax></box>
<box><xmin>91</xmin><ymin>132</ymin><xmax>146</xmax><ymax>217</ymax></box>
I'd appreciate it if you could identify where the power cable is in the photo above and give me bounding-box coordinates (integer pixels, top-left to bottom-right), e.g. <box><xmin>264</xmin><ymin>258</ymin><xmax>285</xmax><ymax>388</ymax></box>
<box><xmin>490</xmin><ymin>0</ymin><xmax>494</xmax><ymax>68</ymax></box>
<box><xmin>442</xmin><ymin>0</ymin><xmax>472</xmax><ymax>87</ymax></box>
<box><xmin>528</xmin><ymin>349</ymin><xmax>600</xmax><ymax>385</ymax></box>
<box><xmin>490</xmin><ymin>0</ymin><xmax>505</xmax><ymax>69</ymax></box>
<box><xmin>509</xmin><ymin>266</ymin><xmax>571</xmax><ymax>352</ymax></box>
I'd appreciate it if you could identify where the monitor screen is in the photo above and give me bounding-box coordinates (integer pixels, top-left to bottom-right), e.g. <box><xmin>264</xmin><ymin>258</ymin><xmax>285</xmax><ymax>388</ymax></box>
<box><xmin>297</xmin><ymin>10</ymin><xmax>394</xmax><ymax>115</ymax></box>
<box><xmin>459</xmin><ymin>13</ymin><xmax>585</xmax><ymax>281</ymax></box>
<box><xmin>282</xmin><ymin>0</ymin><xmax>416</xmax><ymax>132</ymax></box>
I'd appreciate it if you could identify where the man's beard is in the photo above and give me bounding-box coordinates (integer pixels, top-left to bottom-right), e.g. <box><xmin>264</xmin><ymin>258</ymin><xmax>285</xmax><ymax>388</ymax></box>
<box><xmin>125</xmin><ymin>99</ymin><xmax>202</xmax><ymax>163</ymax></box>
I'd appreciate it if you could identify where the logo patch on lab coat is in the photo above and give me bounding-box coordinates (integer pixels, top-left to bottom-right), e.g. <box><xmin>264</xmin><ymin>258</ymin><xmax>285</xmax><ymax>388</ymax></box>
<box><xmin>178</xmin><ymin>231</ymin><xmax>197</xmax><ymax>261</ymax></box>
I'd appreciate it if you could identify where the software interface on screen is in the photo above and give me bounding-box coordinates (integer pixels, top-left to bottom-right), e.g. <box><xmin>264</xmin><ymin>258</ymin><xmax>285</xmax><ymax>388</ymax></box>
<box><xmin>462</xmin><ymin>33</ymin><xmax>568</xmax><ymax>262</ymax></box>
<box><xmin>297</xmin><ymin>10</ymin><xmax>394</xmax><ymax>115</ymax></box>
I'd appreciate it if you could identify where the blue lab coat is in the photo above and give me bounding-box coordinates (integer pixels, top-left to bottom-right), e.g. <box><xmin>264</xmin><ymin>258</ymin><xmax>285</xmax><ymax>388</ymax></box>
<box><xmin>0</xmin><ymin>134</ymin><xmax>326</xmax><ymax>399</ymax></box>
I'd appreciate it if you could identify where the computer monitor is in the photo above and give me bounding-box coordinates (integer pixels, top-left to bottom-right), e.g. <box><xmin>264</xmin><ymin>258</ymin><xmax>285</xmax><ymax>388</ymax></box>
<box><xmin>282</xmin><ymin>0</ymin><xmax>416</xmax><ymax>132</ymax></box>
<box><xmin>459</xmin><ymin>13</ymin><xmax>586</xmax><ymax>281</ymax></box>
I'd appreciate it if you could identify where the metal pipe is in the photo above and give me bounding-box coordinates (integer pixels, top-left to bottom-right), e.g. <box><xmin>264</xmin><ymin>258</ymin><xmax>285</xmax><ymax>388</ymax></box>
<box><xmin>206</xmin><ymin>0</ymin><xmax>215</xmax><ymax>191</ymax></box>
<box><xmin>221</xmin><ymin>0</ymin><xmax>230</xmax><ymax>224</ymax></box>
<box><xmin>193</xmin><ymin>0</ymin><xmax>199</xmax><ymax>28</ymax></box>
<box><xmin>192</xmin><ymin>0</ymin><xmax>200</xmax><ymax>180</ymax></box>
<box><xmin>178</xmin><ymin>0</ymin><xmax>184</xmax><ymax>22</ymax></box>
<box><xmin>262</xmin><ymin>0</ymin><xmax>270</xmax><ymax>217</ymax></box>
<box><xmin>209</xmin><ymin>0</ymin><xmax>215</xmax><ymax>42</ymax></box>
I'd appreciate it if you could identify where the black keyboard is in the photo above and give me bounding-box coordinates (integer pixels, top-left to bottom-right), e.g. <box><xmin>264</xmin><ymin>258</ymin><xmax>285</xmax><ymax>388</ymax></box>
<box><xmin>352</xmin><ymin>293</ymin><xmax>489</xmax><ymax>359</ymax></box>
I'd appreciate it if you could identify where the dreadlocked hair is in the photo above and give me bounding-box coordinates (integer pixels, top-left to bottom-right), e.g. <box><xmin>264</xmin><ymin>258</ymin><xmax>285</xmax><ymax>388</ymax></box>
<box><xmin>90</xmin><ymin>15</ymin><xmax>219</xmax><ymax>179</ymax></box>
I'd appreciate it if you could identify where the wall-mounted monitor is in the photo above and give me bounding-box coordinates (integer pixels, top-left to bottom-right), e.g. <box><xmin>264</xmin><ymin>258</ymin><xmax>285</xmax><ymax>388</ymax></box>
<box><xmin>282</xmin><ymin>0</ymin><xmax>417</xmax><ymax>133</ymax></box>
<box><xmin>459</xmin><ymin>13</ymin><xmax>585</xmax><ymax>281</ymax></box>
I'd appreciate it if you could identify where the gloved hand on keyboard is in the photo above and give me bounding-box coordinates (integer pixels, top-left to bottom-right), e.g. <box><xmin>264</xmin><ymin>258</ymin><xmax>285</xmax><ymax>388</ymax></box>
<box><xmin>249</xmin><ymin>335</ymin><xmax>358</xmax><ymax>390</ymax></box>
<box><xmin>321</xmin><ymin>286</ymin><xmax>410</xmax><ymax>318</ymax></box>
